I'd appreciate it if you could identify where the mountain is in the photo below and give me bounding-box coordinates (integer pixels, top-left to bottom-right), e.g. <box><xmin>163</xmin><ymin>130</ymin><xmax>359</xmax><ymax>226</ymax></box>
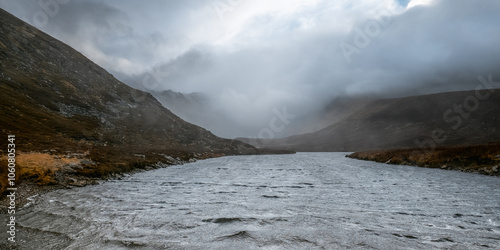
<box><xmin>0</xmin><ymin>8</ymin><xmax>277</xmax><ymax>167</ymax></box>
<box><xmin>150</xmin><ymin>90</ymin><xmax>250</xmax><ymax>138</ymax></box>
<box><xmin>275</xmin><ymin>95</ymin><xmax>376</xmax><ymax>138</ymax></box>
<box><xmin>239</xmin><ymin>89</ymin><xmax>500</xmax><ymax>151</ymax></box>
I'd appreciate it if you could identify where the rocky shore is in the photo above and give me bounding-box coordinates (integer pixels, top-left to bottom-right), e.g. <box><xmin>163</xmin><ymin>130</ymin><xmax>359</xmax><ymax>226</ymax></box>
<box><xmin>0</xmin><ymin>151</ymin><xmax>211</xmax><ymax>212</ymax></box>
<box><xmin>0</xmin><ymin>146</ymin><xmax>294</xmax><ymax>212</ymax></box>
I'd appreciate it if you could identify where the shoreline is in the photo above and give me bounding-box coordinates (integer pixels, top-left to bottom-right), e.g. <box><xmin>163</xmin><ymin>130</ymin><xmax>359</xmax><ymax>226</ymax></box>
<box><xmin>0</xmin><ymin>148</ymin><xmax>295</xmax><ymax>213</ymax></box>
<box><xmin>0</xmin><ymin>143</ymin><xmax>292</xmax><ymax>214</ymax></box>
<box><xmin>347</xmin><ymin>143</ymin><xmax>500</xmax><ymax>177</ymax></box>
<box><xmin>0</xmin><ymin>154</ymin><xmax>205</xmax><ymax>213</ymax></box>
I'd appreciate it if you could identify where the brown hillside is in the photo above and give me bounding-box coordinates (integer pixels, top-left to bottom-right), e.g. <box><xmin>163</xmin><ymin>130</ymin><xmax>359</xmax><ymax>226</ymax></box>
<box><xmin>240</xmin><ymin>89</ymin><xmax>500</xmax><ymax>151</ymax></box>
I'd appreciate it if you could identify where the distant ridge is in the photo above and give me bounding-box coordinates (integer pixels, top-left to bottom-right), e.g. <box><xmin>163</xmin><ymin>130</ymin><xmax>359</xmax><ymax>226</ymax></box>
<box><xmin>239</xmin><ymin>89</ymin><xmax>500</xmax><ymax>152</ymax></box>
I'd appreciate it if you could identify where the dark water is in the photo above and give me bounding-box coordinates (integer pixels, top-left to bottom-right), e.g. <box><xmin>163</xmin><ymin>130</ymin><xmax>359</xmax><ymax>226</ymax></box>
<box><xmin>7</xmin><ymin>153</ymin><xmax>500</xmax><ymax>249</ymax></box>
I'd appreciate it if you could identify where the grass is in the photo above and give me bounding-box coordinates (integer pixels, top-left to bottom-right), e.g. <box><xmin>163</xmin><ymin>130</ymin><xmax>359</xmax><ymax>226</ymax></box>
<box><xmin>347</xmin><ymin>143</ymin><xmax>500</xmax><ymax>175</ymax></box>
<box><xmin>0</xmin><ymin>144</ymin><xmax>228</xmax><ymax>194</ymax></box>
<box><xmin>0</xmin><ymin>152</ymin><xmax>84</xmax><ymax>192</ymax></box>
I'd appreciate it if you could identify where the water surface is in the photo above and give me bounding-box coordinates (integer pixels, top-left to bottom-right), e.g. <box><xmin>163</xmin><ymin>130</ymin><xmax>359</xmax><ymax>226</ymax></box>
<box><xmin>11</xmin><ymin>153</ymin><xmax>500</xmax><ymax>249</ymax></box>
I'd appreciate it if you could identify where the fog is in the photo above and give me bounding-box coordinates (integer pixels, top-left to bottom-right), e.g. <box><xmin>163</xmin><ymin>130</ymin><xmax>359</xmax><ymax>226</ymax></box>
<box><xmin>2</xmin><ymin>0</ymin><xmax>500</xmax><ymax>138</ymax></box>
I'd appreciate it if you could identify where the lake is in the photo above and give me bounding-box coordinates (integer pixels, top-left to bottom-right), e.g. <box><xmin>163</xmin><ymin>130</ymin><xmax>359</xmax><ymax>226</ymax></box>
<box><xmin>10</xmin><ymin>153</ymin><xmax>500</xmax><ymax>249</ymax></box>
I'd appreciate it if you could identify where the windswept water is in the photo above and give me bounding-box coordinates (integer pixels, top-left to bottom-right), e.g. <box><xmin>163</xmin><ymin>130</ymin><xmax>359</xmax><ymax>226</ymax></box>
<box><xmin>8</xmin><ymin>153</ymin><xmax>500</xmax><ymax>249</ymax></box>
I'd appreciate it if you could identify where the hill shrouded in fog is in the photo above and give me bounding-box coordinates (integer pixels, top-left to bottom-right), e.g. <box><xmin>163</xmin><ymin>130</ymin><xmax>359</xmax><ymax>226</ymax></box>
<box><xmin>238</xmin><ymin>89</ymin><xmax>500</xmax><ymax>152</ymax></box>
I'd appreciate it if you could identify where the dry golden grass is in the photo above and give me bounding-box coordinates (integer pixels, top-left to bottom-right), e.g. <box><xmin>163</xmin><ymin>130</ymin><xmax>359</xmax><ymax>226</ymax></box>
<box><xmin>0</xmin><ymin>152</ymin><xmax>85</xmax><ymax>190</ymax></box>
<box><xmin>17</xmin><ymin>152</ymin><xmax>80</xmax><ymax>172</ymax></box>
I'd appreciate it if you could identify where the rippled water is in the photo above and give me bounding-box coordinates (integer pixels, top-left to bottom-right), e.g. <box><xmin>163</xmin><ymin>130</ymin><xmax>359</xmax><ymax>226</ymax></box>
<box><xmin>9</xmin><ymin>153</ymin><xmax>500</xmax><ymax>249</ymax></box>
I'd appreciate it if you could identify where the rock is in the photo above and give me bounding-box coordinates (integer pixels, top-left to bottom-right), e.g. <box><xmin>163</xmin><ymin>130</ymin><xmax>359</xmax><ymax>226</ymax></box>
<box><xmin>492</xmin><ymin>165</ymin><xmax>498</xmax><ymax>172</ymax></box>
<box><xmin>134</xmin><ymin>154</ymin><xmax>146</xmax><ymax>159</ymax></box>
<box><xmin>80</xmin><ymin>159</ymin><xmax>95</xmax><ymax>165</ymax></box>
<box><xmin>60</xmin><ymin>166</ymin><xmax>77</xmax><ymax>174</ymax></box>
<box><xmin>441</xmin><ymin>165</ymin><xmax>447</xmax><ymax>169</ymax></box>
<box><xmin>153</xmin><ymin>162</ymin><xmax>168</xmax><ymax>168</ymax></box>
<box><xmin>65</xmin><ymin>153</ymin><xmax>86</xmax><ymax>159</ymax></box>
<box><xmin>159</xmin><ymin>154</ymin><xmax>177</xmax><ymax>164</ymax></box>
<box><xmin>69</xmin><ymin>180</ymin><xmax>86</xmax><ymax>187</ymax></box>
<box><xmin>70</xmin><ymin>164</ymin><xmax>83</xmax><ymax>170</ymax></box>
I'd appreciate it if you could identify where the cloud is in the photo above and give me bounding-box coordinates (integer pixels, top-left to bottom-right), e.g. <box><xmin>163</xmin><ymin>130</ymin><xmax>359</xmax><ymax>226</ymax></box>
<box><xmin>1</xmin><ymin>0</ymin><xmax>500</xmax><ymax>138</ymax></box>
<box><xmin>407</xmin><ymin>0</ymin><xmax>434</xmax><ymax>8</ymax></box>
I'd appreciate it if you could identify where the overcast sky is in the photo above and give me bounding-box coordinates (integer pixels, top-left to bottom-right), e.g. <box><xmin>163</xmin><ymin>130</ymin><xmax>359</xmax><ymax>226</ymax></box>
<box><xmin>1</xmin><ymin>0</ymin><xmax>500</xmax><ymax>137</ymax></box>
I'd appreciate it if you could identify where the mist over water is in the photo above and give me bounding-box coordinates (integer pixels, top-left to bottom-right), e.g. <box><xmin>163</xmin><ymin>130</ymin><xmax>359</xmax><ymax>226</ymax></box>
<box><xmin>10</xmin><ymin>153</ymin><xmax>500</xmax><ymax>249</ymax></box>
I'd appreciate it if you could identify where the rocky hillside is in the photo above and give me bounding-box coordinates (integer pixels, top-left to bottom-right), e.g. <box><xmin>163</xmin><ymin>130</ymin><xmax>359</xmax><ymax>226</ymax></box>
<box><xmin>239</xmin><ymin>89</ymin><xmax>500</xmax><ymax>151</ymax></box>
<box><xmin>0</xmin><ymin>8</ymin><xmax>289</xmax><ymax>192</ymax></box>
<box><xmin>152</xmin><ymin>90</ymin><xmax>210</xmax><ymax>125</ymax></box>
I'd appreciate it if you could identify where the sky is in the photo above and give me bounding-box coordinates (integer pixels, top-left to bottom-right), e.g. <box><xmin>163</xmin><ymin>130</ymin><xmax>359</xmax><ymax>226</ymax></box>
<box><xmin>1</xmin><ymin>0</ymin><xmax>500</xmax><ymax>138</ymax></box>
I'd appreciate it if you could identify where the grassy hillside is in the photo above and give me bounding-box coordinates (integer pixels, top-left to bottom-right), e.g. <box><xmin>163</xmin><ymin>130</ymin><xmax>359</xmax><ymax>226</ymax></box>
<box><xmin>242</xmin><ymin>90</ymin><xmax>500</xmax><ymax>152</ymax></box>
<box><xmin>347</xmin><ymin>143</ymin><xmax>500</xmax><ymax>176</ymax></box>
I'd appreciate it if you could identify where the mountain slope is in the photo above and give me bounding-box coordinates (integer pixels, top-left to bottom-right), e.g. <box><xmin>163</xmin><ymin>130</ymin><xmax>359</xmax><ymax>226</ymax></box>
<box><xmin>151</xmin><ymin>90</ymin><xmax>250</xmax><ymax>138</ymax></box>
<box><xmin>0</xmin><ymin>8</ymin><xmax>264</xmax><ymax>162</ymax></box>
<box><xmin>240</xmin><ymin>89</ymin><xmax>500</xmax><ymax>151</ymax></box>
<box><xmin>152</xmin><ymin>90</ymin><xmax>210</xmax><ymax>126</ymax></box>
<box><xmin>273</xmin><ymin>95</ymin><xmax>376</xmax><ymax>138</ymax></box>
